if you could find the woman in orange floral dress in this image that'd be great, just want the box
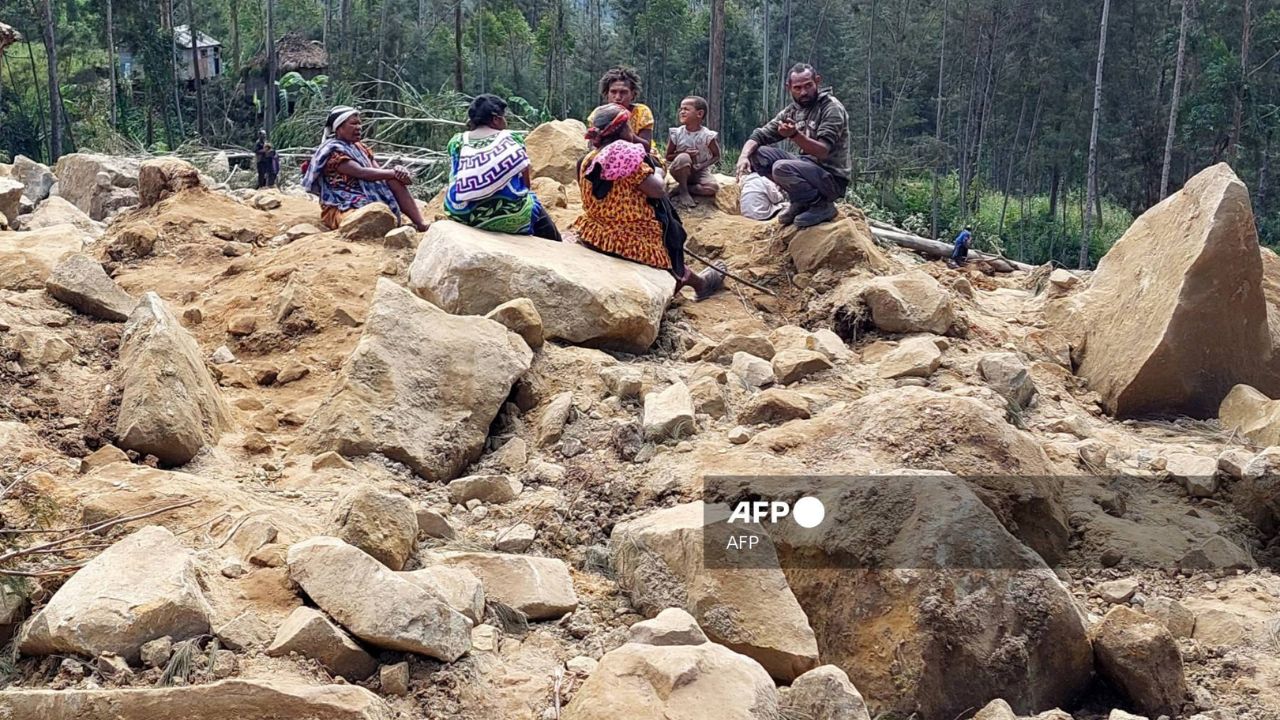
[572,104,727,300]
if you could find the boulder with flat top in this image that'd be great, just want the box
[0,225,88,291]
[611,502,819,681]
[784,213,891,274]
[296,279,532,482]
[0,680,393,720]
[52,153,140,220]
[18,526,211,663]
[409,220,673,353]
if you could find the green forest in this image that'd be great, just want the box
[2,0,1278,268]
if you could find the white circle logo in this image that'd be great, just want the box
[793,496,825,528]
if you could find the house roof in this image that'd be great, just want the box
[247,33,329,72]
[174,25,220,49]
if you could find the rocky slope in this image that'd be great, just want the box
[0,140,1277,720]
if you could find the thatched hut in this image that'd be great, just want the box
[244,33,328,98]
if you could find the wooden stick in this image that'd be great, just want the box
[684,247,778,297]
[0,498,199,567]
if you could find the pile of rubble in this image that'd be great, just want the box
[0,126,1278,720]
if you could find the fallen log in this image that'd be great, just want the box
[866,220,1036,273]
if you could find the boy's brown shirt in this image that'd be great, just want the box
[749,89,851,181]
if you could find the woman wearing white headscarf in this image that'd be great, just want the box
[301,106,430,231]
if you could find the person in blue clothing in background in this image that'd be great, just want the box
[950,225,973,267]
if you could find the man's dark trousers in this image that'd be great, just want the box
[749,146,845,208]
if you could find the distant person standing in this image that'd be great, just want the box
[254,129,272,189]
[734,63,851,228]
[950,226,973,267]
[260,143,280,188]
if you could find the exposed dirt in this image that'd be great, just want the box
[1,183,1278,720]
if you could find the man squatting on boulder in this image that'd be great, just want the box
[735,63,851,229]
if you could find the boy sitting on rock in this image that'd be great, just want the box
[665,96,722,209]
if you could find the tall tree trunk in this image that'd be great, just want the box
[708,0,725,131]
[145,87,155,146]
[454,0,464,92]
[265,0,275,132]
[761,0,769,116]
[341,0,352,60]
[1049,162,1060,217]
[778,0,791,109]
[230,0,241,73]
[167,0,184,136]
[477,0,486,92]
[106,0,117,128]
[957,34,982,223]
[998,94,1028,240]
[931,0,948,240]
[1161,0,1191,199]
[970,23,999,217]
[1229,0,1251,163]
[1258,131,1272,220]
[1081,0,1111,269]
[376,0,389,91]
[185,0,206,137]
[40,0,62,160]
[25,24,49,162]
[865,0,875,166]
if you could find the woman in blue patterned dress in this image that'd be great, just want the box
[444,95,561,241]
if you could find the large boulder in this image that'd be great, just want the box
[1219,384,1280,446]
[52,153,140,220]
[1091,606,1188,717]
[138,156,202,207]
[266,607,379,681]
[0,679,393,720]
[287,537,472,661]
[861,270,961,336]
[12,154,55,202]
[296,279,532,482]
[525,119,589,184]
[18,526,211,663]
[628,608,708,646]
[398,566,485,624]
[611,502,819,681]
[793,387,1069,563]
[338,203,398,241]
[784,213,891,274]
[435,551,578,620]
[15,195,102,237]
[755,472,1093,719]
[328,486,418,571]
[116,293,233,466]
[642,382,697,440]
[408,220,673,353]
[1054,164,1277,417]
[0,225,86,291]
[0,176,22,221]
[45,253,136,321]
[979,352,1038,409]
[876,336,943,379]
[778,665,872,720]
[563,639,779,720]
